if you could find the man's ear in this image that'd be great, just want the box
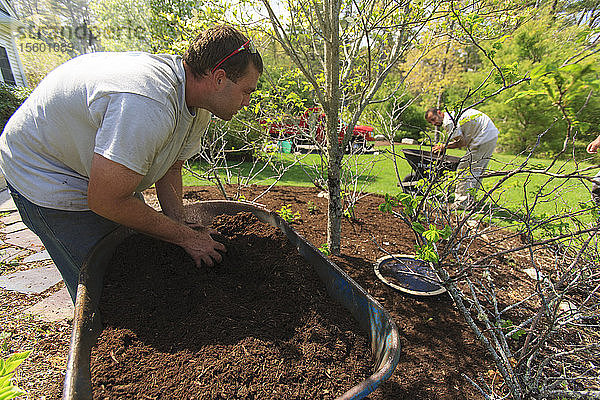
[213,69,227,86]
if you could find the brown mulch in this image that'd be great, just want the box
[2,184,552,400]
[181,186,495,399]
[91,212,372,399]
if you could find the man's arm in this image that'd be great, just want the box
[432,137,466,152]
[587,135,600,154]
[155,160,185,222]
[87,153,225,267]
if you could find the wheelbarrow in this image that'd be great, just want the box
[399,148,462,194]
[62,201,401,400]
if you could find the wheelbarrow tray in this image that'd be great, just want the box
[63,201,401,400]
[402,148,461,177]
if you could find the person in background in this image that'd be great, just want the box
[425,107,499,209]
[0,25,263,303]
[586,134,600,206]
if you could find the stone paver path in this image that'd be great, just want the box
[1,212,23,225]
[0,264,63,294]
[0,247,29,263]
[1,221,27,234]
[4,229,44,250]
[25,289,73,323]
[0,188,73,321]
[23,250,52,263]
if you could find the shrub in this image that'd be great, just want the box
[0,84,31,131]
[391,101,429,141]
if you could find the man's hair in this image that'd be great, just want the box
[425,107,441,119]
[184,25,263,82]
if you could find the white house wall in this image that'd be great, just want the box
[0,0,27,87]
[0,24,26,86]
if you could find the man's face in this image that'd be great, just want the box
[213,65,260,121]
[426,111,444,127]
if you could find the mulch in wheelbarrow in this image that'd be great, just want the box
[90,212,373,399]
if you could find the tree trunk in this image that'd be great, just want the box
[324,0,342,254]
[326,148,343,254]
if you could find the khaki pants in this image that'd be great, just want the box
[592,171,600,206]
[454,138,497,207]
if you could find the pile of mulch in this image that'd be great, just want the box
[180,186,516,399]
[91,212,373,398]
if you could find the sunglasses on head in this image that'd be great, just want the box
[211,39,257,74]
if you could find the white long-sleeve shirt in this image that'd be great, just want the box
[443,108,499,148]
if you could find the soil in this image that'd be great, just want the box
[91,212,373,399]
[3,184,555,400]
[180,186,495,400]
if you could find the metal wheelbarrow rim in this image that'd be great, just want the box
[63,200,401,400]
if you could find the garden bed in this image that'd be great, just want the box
[90,212,373,398]
[6,184,580,399]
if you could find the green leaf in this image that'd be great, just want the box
[2,352,30,375]
[428,250,439,263]
[412,222,426,234]
[511,329,526,340]
[440,225,452,239]
[0,385,26,400]
[417,245,439,263]
[558,63,583,75]
[588,79,600,90]
[397,193,412,206]
[424,229,440,243]
[378,203,391,213]
[530,63,556,80]
[0,375,10,388]
[505,90,547,103]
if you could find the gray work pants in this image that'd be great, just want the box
[454,138,497,207]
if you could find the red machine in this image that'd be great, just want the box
[262,107,375,152]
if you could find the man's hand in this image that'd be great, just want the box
[587,136,600,154]
[88,154,226,268]
[432,143,446,153]
[180,226,226,267]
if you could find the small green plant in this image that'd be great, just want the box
[276,204,301,224]
[340,190,359,220]
[318,243,331,256]
[413,223,452,263]
[306,201,318,214]
[0,350,31,399]
[379,192,421,218]
[499,319,526,340]
[0,83,32,131]
[343,205,355,219]
[0,332,11,352]
[380,192,452,263]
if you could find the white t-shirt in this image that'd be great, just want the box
[442,108,499,148]
[0,52,211,211]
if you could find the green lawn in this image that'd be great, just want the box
[182,144,599,218]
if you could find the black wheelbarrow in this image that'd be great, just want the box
[399,148,462,194]
[62,201,401,400]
